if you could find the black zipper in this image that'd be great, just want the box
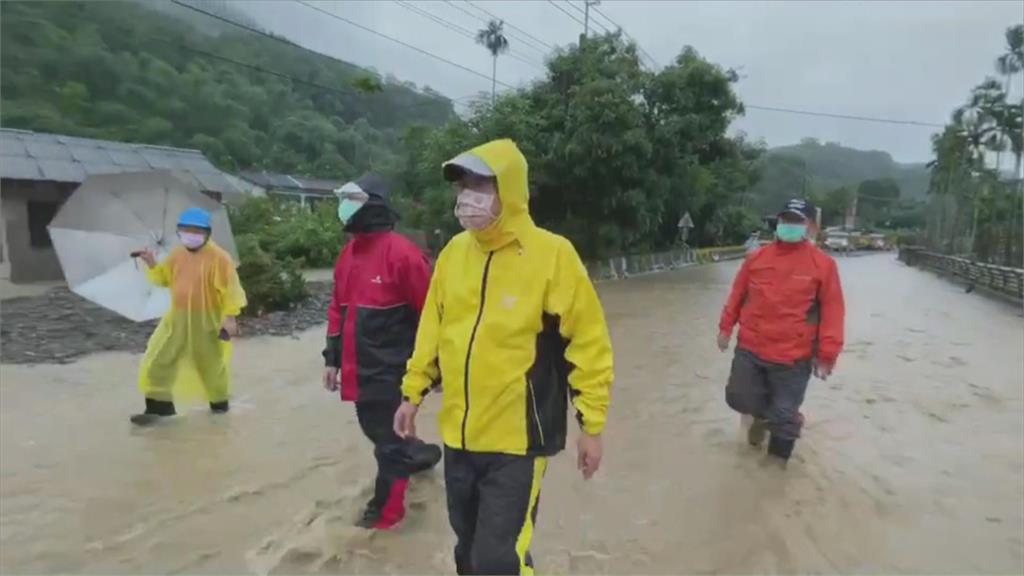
[461,252,494,449]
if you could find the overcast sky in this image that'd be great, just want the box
[236,0,1023,163]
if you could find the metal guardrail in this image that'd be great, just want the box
[587,245,746,280]
[898,247,1023,302]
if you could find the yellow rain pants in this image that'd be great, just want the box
[138,241,247,404]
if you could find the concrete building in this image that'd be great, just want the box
[0,129,253,283]
[238,171,342,209]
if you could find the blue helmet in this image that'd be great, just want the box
[177,207,212,230]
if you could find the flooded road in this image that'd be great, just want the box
[2,254,1022,574]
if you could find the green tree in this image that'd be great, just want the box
[856,178,900,229]
[476,19,509,105]
[996,24,1023,177]
[393,33,755,259]
[0,0,455,180]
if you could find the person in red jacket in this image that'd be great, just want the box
[322,173,442,529]
[717,198,845,464]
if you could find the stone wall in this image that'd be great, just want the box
[899,247,1024,302]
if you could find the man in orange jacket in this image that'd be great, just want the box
[718,198,845,464]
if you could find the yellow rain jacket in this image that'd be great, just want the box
[139,241,247,404]
[401,139,614,456]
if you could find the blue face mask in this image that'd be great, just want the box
[776,223,808,243]
[337,198,366,224]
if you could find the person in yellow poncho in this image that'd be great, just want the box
[131,207,247,426]
[393,139,614,575]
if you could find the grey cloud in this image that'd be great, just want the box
[239,0,1023,163]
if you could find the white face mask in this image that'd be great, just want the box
[179,231,208,250]
[454,189,498,231]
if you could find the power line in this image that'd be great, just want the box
[564,0,611,34]
[466,1,555,52]
[444,1,549,56]
[166,0,448,111]
[294,0,515,89]
[546,0,585,27]
[158,1,949,130]
[589,4,659,69]
[393,0,545,71]
[744,104,945,128]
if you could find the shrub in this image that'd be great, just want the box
[229,197,343,269]
[235,233,309,316]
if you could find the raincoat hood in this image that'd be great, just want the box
[444,139,533,252]
[343,173,398,234]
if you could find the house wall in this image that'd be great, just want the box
[1,179,76,283]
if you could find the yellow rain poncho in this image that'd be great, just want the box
[139,241,247,404]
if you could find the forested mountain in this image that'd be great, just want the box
[0,0,454,178]
[746,139,930,215]
[771,139,930,199]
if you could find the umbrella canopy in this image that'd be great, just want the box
[48,170,239,322]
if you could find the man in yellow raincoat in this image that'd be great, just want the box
[131,207,247,426]
[393,139,614,575]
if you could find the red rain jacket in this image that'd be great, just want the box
[328,231,432,402]
[719,241,845,366]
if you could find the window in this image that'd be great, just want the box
[28,201,60,249]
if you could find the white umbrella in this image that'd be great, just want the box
[48,170,238,322]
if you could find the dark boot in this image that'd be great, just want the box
[354,500,382,529]
[210,400,229,414]
[747,418,768,447]
[130,398,176,426]
[767,434,796,461]
[408,441,442,474]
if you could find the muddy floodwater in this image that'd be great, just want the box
[2,254,1022,574]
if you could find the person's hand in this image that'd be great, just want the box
[577,433,603,480]
[323,367,339,392]
[134,249,157,268]
[221,316,239,337]
[394,401,419,439]
[813,360,834,380]
[716,331,731,352]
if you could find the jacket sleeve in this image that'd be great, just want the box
[548,239,614,436]
[214,256,247,317]
[401,250,445,406]
[402,248,434,313]
[147,260,172,288]
[327,250,346,337]
[324,250,347,368]
[817,258,846,365]
[718,256,752,334]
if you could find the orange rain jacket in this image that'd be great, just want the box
[719,241,845,366]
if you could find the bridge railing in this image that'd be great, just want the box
[899,246,1024,302]
[587,245,746,281]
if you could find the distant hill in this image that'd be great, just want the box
[747,139,930,214]
[0,0,455,179]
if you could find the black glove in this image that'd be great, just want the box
[322,335,341,368]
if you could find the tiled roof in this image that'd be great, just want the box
[238,170,343,196]
[0,129,254,195]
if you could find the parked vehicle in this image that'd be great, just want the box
[824,229,853,253]
[867,233,888,250]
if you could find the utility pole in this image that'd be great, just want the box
[583,0,600,37]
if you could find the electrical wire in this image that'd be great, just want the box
[590,4,659,68]
[744,104,944,128]
[546,0,585,27]
[467,0,555,51]
[443,0,550,55]
[393,0,545,71]
[294,0,515,89]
